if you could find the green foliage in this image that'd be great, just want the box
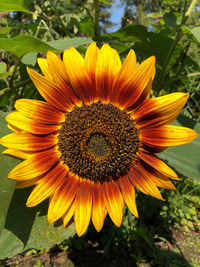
[160,115,200,180]
[0,0,200,264]
[0,112,76,259]
[67,176,200,266]
[0,187,76,259]
[0,0,32,12]
[0,35,59,58]
[0,112,17,235]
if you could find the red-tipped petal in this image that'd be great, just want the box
[48,174,79,223]
[74,179,92,236]
[8,148,59,180]
[15,99,65,125]
[6,112,58,134]
[26,162,68,206]
[118,175,138,217]
[102,180,124,227]
[92,182,107,232]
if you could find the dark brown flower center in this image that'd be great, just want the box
[58,102,140,182]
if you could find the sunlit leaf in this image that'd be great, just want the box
[0,35,93,59]
[160,115,200,181]
[99,0,112,5]
[48,37,92,51]
[21,52,38,66]
[191,27,200,44]
[0,0,32,12]
[0,35,60,58]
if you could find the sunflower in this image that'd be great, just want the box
[0,42,197,236]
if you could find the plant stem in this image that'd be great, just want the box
[158,0,197,87]
[8,56,22,98]
[84,6,94,23]
[49,0,72,37]
[185,0,198,17]
[94,0,100,40]
[158,28,183,86]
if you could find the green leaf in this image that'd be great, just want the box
[48,37,93,51]
[0,62,7,73]
[160,115,200,181]
[0,36,92,59]
[0,0,32,12]
[191,27,200,44]
[181,25,200,46]
[0,113,76,259]
[21,52,38,66]
[0,27,12,35]
[0,62,9,78]
[163,13,178,28]
[99,0,112,5]
[0,112,20,235]
[99,24,148,42]
[79,18,94,37]
[0,189,76,259]
[0,35,60,58]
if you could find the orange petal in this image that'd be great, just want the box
[132,92,189,128]
[85,42,99,89]
[138,150,178,179]
[112,49,137,103]
[118,175,138,217]
[102,180,124,227]
[16,176,41,189]
[63,47,96,104]
[95,44,121,102]
[135,160,176,191]
[63,201,75,227]
[48,174,79,223]
[26,162,68,206]
[92,182,107,232]
[37,58,53,80]
[8,148,59,180]
[6,112,58,134]
[2,149,32,159]
[115,56,155,109]
[129,164,164,200]
[7,123,22,133]
[74,178,92,236]
[0,132,57,151]
[15,99,65,125]
[140,125,198,147]
[27,67,73,111]
[46,51,81,106]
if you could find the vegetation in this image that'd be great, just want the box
[0,0,199,266]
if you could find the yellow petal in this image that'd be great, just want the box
[74,179,92,236]
[8,148,59,180]
[92,182,107,232]
[118,175,138,217]
[26,162,67,206]
[95,44,121,102]
[37,58,53,80]
[133,92,189,128]
[48,174,79,223]
[102,180,124,227]
[63,47,95,103]
[140,125,198,147]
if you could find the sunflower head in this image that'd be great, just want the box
[0,42,197,236]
